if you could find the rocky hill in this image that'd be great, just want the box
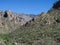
[0,10,33,34]
[0,0,60,45]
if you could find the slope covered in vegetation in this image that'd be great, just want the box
[0,0,60,45]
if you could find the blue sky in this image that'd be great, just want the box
[0,0,58,14]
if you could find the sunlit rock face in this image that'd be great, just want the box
[0,10,33,34]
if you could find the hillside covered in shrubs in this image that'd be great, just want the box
[0,0,60,45]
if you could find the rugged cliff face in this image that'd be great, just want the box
[0,10,33,34]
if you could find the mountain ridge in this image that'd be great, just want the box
[0,10,34,34]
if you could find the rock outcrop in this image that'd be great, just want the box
[53,0,60,9]
[0,10,33,34]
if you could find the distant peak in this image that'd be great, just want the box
[0,10,3,13]
[40,12,46,15]
[5,10,12,15]
[40,12,46,16]
[5,9,12,12]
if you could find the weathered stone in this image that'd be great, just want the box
[0,10,33,34]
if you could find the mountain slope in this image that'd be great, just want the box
[0,0,60,45]
[0,10,33,34]
[5,0,60,45]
